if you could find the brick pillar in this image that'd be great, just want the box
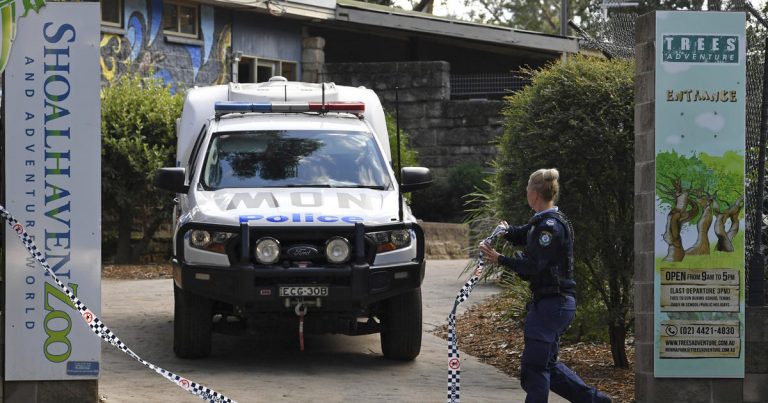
[633,11,658,402]
[301,36,325,83]
[635,11,745,402]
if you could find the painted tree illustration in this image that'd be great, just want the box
[701,151,745,253]
[656,151,744,262]
[656,152,709,262]
[685,192,715,255]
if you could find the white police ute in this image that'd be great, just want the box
[154,77,432,360]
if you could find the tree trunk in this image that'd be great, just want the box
[663,191,697,262]
[685,198,713,255]
[115,209,133,264]
[609,323,629,368]
[663,210,685,262]
[132,215,164,261]
[714,198,743,252]
[714,214,733,252]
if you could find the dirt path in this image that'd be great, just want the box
[98,260,566,402]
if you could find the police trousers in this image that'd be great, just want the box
[521,295,608,403]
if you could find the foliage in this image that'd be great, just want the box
[101,73,184,263]
[656,150,744,217]
[385,112,419,170]
[461,0,602,35]
[411,162,491,223]
[494,55,635,367]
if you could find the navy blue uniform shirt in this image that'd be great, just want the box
[498,208,576,295]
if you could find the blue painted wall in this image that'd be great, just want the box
[101,1,233,93]
[232,13,302,64]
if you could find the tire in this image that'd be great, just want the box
[380,288,422,360]
[173,284,213,358]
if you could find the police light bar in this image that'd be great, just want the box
[215,101,365,115]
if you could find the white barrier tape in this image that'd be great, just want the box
[446,223,507,403]
[0,205,237,403]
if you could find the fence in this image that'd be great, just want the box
[576,1,768,306]
[449,73,528,99]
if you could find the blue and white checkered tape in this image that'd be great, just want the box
[0,205,237,403]
[446,223,507,403]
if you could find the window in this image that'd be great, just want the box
[163,1,199,38]
[101,0,122,27]
[235,57,299,83]
[256,60,278,83]
[281,62,297,81]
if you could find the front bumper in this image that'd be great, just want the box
[173,260,424,311]
[173,221,426,312]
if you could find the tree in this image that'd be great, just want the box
[101,74,184,263]
[495,56,634,368]
[656,151,745,261]
[462,0,600,35]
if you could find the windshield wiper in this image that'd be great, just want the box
[335,185,388,190]
[276,184,334,188]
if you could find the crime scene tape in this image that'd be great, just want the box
[0,205,237,403]
[446,222,508,403]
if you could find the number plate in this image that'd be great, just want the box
[279,286,329,297]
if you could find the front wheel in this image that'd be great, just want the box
[173,284,213,358]
[380,288,422,360]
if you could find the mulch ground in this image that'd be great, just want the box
[102,264,173,279]
[103,264,634,402]
[433,293,635,403]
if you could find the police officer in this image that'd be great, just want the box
[480,168,611,403]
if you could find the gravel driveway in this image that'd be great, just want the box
[98,259,565,402]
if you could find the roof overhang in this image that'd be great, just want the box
[210,0,336,20]
[335,0,579,55]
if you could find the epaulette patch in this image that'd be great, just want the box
[539,231,552,246]
[545,218,556,226]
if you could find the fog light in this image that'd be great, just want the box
[325,237,351,263]
[254,237,280,264]
[190,230,212,248]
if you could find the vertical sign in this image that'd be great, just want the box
[655,11,745,378]
[4,2,101,380]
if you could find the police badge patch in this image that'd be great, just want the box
[539,231,552,246]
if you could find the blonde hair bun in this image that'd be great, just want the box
[529,168,560,202]
[542,168,559,182]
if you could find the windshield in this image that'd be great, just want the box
[201,130,392,189]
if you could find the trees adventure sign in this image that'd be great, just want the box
[654,11,745,378]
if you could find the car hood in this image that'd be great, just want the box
[184,187,408,227]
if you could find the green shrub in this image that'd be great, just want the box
[411,162,491,222]
[385,112,419,169]
[101,73,184,263]
[483,55,634,366]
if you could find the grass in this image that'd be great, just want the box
[655,232,745,270]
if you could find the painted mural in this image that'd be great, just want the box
[100,0,231,93]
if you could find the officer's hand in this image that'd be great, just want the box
[479,242,500,264]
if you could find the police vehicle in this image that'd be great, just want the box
[154,77,432,360]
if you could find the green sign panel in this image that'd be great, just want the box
[654,11,745,378]
[662,34,739,64]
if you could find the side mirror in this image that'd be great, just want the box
[154,167,189,194]
[400,167,432,193]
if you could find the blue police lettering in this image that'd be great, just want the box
[240,213,363,224]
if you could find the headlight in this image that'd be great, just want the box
[254,237,281,264]
[325,237,351,264]
[189,230,234,254]
[366,229,412,253]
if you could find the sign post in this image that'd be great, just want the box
[654,11,746,378]
[4,1,101,384]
